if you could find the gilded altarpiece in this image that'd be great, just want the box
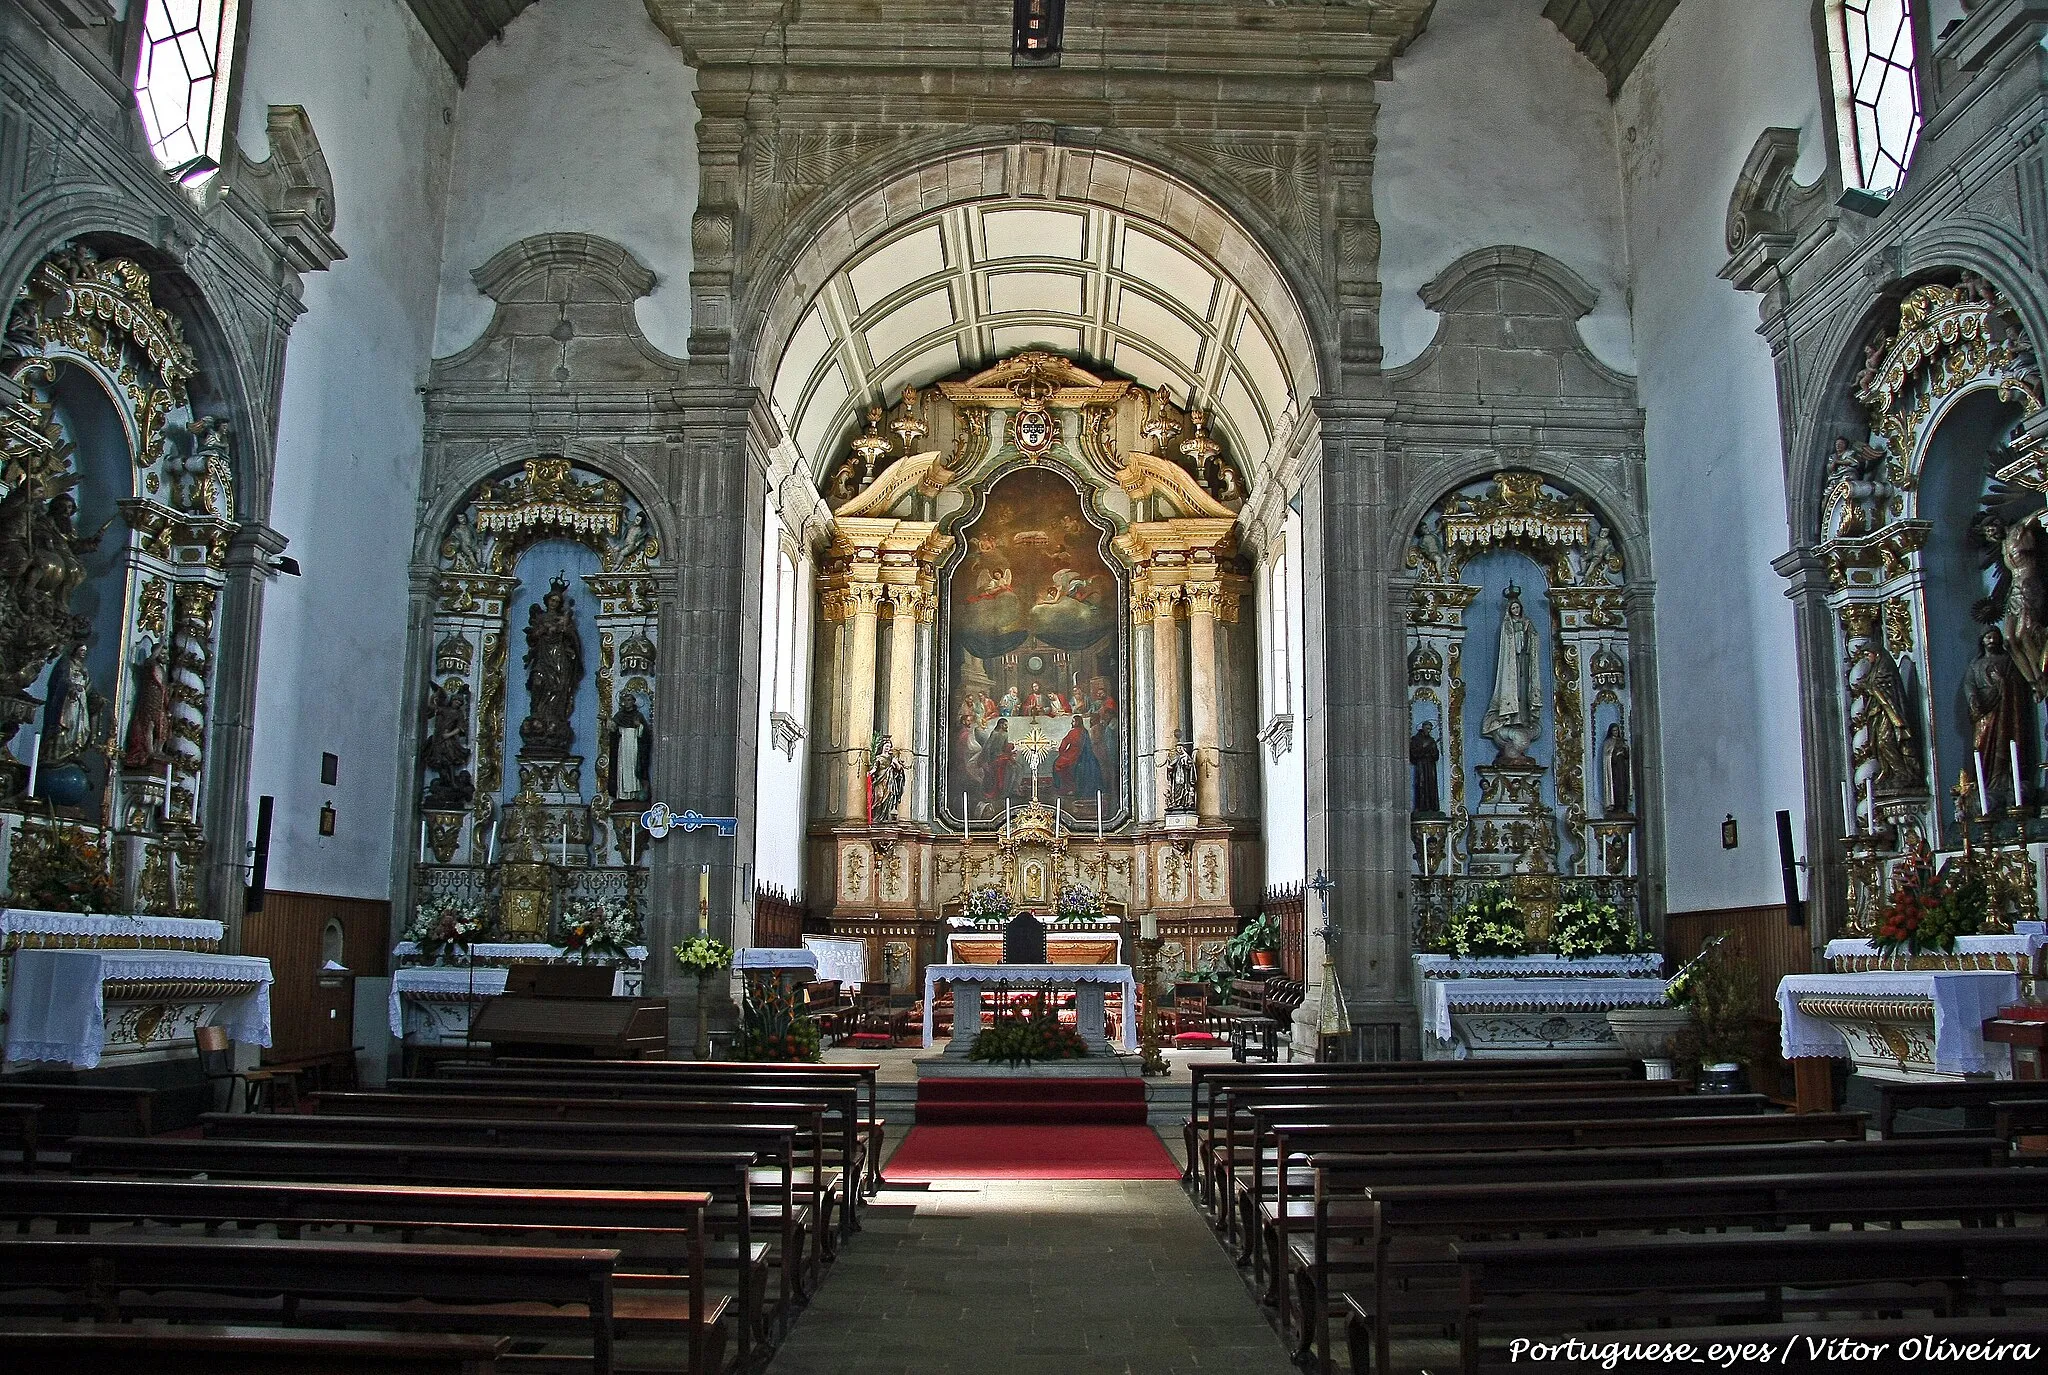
[808,354,1259,990]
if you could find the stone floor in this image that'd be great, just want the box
[764,1137,1296,1375]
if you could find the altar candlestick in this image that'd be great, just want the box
[1864,779,1876,831]
[560,822,568,867]
[628,821,636,867]
[2013,740,2025,808]
[1976,752,1991,816]
[698,864,710,933]
[486,823,498,866]
[1140,912,1157,941]
[1096,791,1103,842]
[420,817,429,863]
[25,734,38,797]
[1055,798,1061,840]
[162,760,171,815]
[1842,781,1855,834]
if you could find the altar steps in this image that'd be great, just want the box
[913,1076,1149,1126]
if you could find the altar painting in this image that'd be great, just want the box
[946,468,1122,824]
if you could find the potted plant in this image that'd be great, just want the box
[969,988,1087,1067]
[8,822,118,915]
[404,895,486,965]
[1551,896,1649,959]
[1667,932,1764,1091]
[554,899,641,965]
[674,934,735,1059]
[1872,835,1987,955]
[1227,913,1283,970]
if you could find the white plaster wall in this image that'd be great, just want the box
[236,0,456,899]
[1615,0,1829,913]
[1375,0,1634,372]
[1261,506,1308,886]
[432,0,698,358]
[753,502,812,893]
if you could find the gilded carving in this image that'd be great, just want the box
[475,631,506,797]
[1883,596,1916,657]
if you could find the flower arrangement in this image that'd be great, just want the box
[737,973,823,1062]
[1052,882,1105,924]
[963,884,1014,928]
[674,934,735,979]
[1446,883,1528,958]
[404,894,486,964]
[7,823,118,914]
[555,899,641,964]
[1872,835,1988,955]
[969,989,1088,1066]
[1551,897,1650,959]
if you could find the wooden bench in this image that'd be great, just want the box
[0,1322,512,1374]
[1218,977,1305,1062]
[1317,1166,2048,1375]
[1864,1077,2048,1138]
[0,1175,725,1373]
[1443,1228,2048,1375]
[0,1101,39,1172]
[0,1081,161,1136]
[0,1235,663,1373]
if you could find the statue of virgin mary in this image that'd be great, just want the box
[1482,584,1542,761]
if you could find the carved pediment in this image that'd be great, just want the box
[236,106,346,274]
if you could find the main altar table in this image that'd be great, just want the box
[921,963,1138,1054]
[1412,953,1666,1060]
[4,948,272,1070]
[389,955,645,1044]
[1823,934,2046,976]
[1778,970,2019,1079]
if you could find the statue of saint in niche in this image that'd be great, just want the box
[1965,625,2030,810]
[43,640,100,765]
[868,734,906,823]
[1600,721,1633,816]
[421,680,474,808]
[1981,515,2048,699]
[1482,584,1542,762]
[518,575,584,758]
[1164,735,1198,814]
[122,641,171,768]
[1409,721,1441,816]
[609,694,650,801]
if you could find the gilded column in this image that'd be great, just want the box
[1150,585,1183,811]
[1186,579,1223,818]
[843,582,887,817]
[885,586,924,784]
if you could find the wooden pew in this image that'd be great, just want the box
[0,1235,659,1374]
[204,1110,815,1319]
[1864,1077,2048,1138]
[0,1081,160,1136]
[0,1176,724,1373]
[0,1322,512,1375]
[1318,1166,2048,1375]
[64,1136,755,1369]
[1444,1229,2048,1375]
[0,1101,39,1172]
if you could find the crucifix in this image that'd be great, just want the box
[1016,724,1051,803]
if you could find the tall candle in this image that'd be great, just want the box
[628,821,636,867]
[698,863,710,933]
[1096,791,1103,843]
[420,817,429,863]
[962,793,969,846]
[1055,798,1061,840]
[486,822,498,866]
[25,733,38,797]
[1842,781,1855,834]
[2013,740,2025,809]
[560,821,568,867]
[1140,912,1157,941]
[1975,752,1990,815]
[1864,778,1876,831]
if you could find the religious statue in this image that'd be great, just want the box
[609,693,650,801]
[442,505,488,572]
[1824,436,1896,537]
[867,734,906,823]
[180,416,231,513]
[1845,611,1925,792]
[43,640,99,765]
[518,576,584,758]
[121,641,172,768]
[1409,517,1449,580]
[609,505,651,571]
[1964,625,2030,810]
[1165,735,1198,814]
[0,481,101,715]
[1482,584,1542,761]
[1599,721,1633,816]
[420,679,474,808]
[1575,519,1619,585]
[1982,515,2048,698]
[1408,721,1441,815]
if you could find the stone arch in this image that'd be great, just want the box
[1389,453,1649,582]
[414,437,678,576]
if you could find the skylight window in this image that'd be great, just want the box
[1834,0,1923,196]
[134,0,241,186]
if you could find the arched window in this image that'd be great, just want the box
[1828,0,1924,196]
[134,0,241,186]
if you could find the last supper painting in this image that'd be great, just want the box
[946,467,1124,826]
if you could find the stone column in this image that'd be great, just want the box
[1187,580,1223,819]
[842,582,886,817]
[1150,586,1182,811]
[885,587,923,786]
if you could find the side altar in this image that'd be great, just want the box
[1412,952,1666,1060]
[389,941,648,1049]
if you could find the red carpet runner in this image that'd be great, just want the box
[884,1077,1179,1181]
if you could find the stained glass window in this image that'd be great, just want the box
[1837,0,1922,195]
[134,0,240,184]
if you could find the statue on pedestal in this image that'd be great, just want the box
[518,575,583,758]
[1599,722,1633,816]
[1965,625,2029,809]
[867,733,905,823]
[609,694,650,801]
[1164,735,1198,814]
[1482,584,1542,762]
[421,680,474,808]
[1409,721,1442,815]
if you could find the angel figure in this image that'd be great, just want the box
[1824,436,1895,537]
[1410,516,1449,580]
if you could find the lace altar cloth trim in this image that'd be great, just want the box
[2,909,224,948]
[1777,971,2019,1073]
[4,949,272,1067]
[922,963,1138,1051]
[392,941,647,966]
[1823,934,2045,973]
[1413,954,1664,980]
[389,964,635,1034]
[1418,975,1669,1042]
[735,948,820,971]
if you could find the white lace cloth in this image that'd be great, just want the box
[1417,975,1669,1042]
[921,962,1137,1050]
[4,949,271,1067]
[1777,971,2019,1073]
[388,964,648,1034]
[803,936,868,987]
[1823,934,2046,970]
[736,948,821,972]
[2,908,224,945]
[392,941,647,965]
[1413,954,1663,980]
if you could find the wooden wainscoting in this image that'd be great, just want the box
[1665,904,1815,1105]
[240,891,391,1064]
[754,884,805,949]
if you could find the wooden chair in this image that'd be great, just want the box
[195,1025,291,1114]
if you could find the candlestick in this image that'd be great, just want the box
[698,863,710,934]
[2012,740,2025,809]
[1976,752,1990,816]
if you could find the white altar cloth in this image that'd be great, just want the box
[2,909,224,948]
[736,948,820,972]
[1777,971,2020,1074]
[389,965,508,1036]
[921,963,1137,1052]
[1412,954,1664,980]
[5,949,271,1067]
[803,936,867,987]
[393,941,648,965]
[1417,975,1670,1043]
[1823,934,2045,972]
